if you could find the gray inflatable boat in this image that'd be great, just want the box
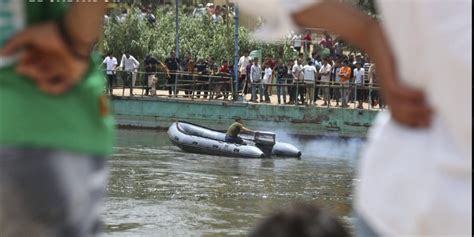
[168,121,302,158]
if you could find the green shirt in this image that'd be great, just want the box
[0,1,114,156]
[226,122,243,137]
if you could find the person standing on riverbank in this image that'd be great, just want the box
[319,57,332,106]
[250,58,263,102]
[0,1,114,236]
[331,59,342,106]
[353,62,365,109]
[144,54,169,96]
[262,63,273,103]
[302,59,317,106]
[236,0,471,236]
[286,59,296,104]
[238,50,251,94]
[103,52,118,95]
[165,50,181,97]
[274,59,288,104]
[181,51,194,97]
[119,52,140,96]
[338,60,351,108]
[292,58,305,104]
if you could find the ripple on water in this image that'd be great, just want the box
[102,129,362,236]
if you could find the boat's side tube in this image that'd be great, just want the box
[272,142,302,158]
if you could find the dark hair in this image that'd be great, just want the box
[234,116,242,122]
[249,202,349,237]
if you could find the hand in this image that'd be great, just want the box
[0,22,88,95]
[382,80,432,128]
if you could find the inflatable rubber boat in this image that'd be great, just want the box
[168,121,302,158]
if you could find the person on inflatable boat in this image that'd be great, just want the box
[225,117,255,145]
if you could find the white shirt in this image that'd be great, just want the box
[319,63,332,82]
[103,14,109,25]
[302,65,317,82]
[353,68,364,85]
[103,56,117,75]
[355,1,472,236]
[292,64,304,81]
[250,64,261,82]
[292,34,302,47]
[211,14,223,23]
[119,54,140,72]
[263,68,272,84]
[238,56,250,74]
[116,13,127,23]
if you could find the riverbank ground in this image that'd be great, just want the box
[111,88,385,111]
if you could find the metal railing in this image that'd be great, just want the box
[104,69,237,101]
[102,70,385,110]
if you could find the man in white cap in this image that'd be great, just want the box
[235,0,471,236]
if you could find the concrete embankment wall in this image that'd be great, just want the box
[111,97,378,137]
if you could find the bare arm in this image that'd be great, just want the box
[241,126,254,133]
[1,2,107,94]
[158,62,170,77]
[292,1,431,127]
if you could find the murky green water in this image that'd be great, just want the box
[101,129,364,237]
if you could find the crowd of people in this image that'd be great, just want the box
[102,47,383,109]
[102,50,236,99]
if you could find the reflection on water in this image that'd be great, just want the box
[101,129,363,236]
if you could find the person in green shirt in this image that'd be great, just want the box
[225,117,255,145]
[0,1,113,236]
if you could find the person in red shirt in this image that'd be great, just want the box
[319,32,334,54]
[264,54,276,69]
[214,60,229,99]
[303,30,312,53]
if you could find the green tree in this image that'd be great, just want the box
[102,7,297,66]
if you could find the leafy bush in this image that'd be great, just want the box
[101,7,297,66]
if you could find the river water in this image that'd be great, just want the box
[101,129,364,237]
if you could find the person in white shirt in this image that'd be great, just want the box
[291,34,302,53]
[291,58,305,104]
[238,50,251,93]
[119,53,140,96]
[116,8,127,23]
[332,59,342,107]
[250,59,263,102]
[368,63,383,108]
[102,52,117,95]
[262,64,273,103]
[319,58,332,106]
[286,59,296,104]
[302,59,317,105]
[192,4,206,18]
[211,6,223,24]
[353,62,365,109]
[103,14,109,26]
